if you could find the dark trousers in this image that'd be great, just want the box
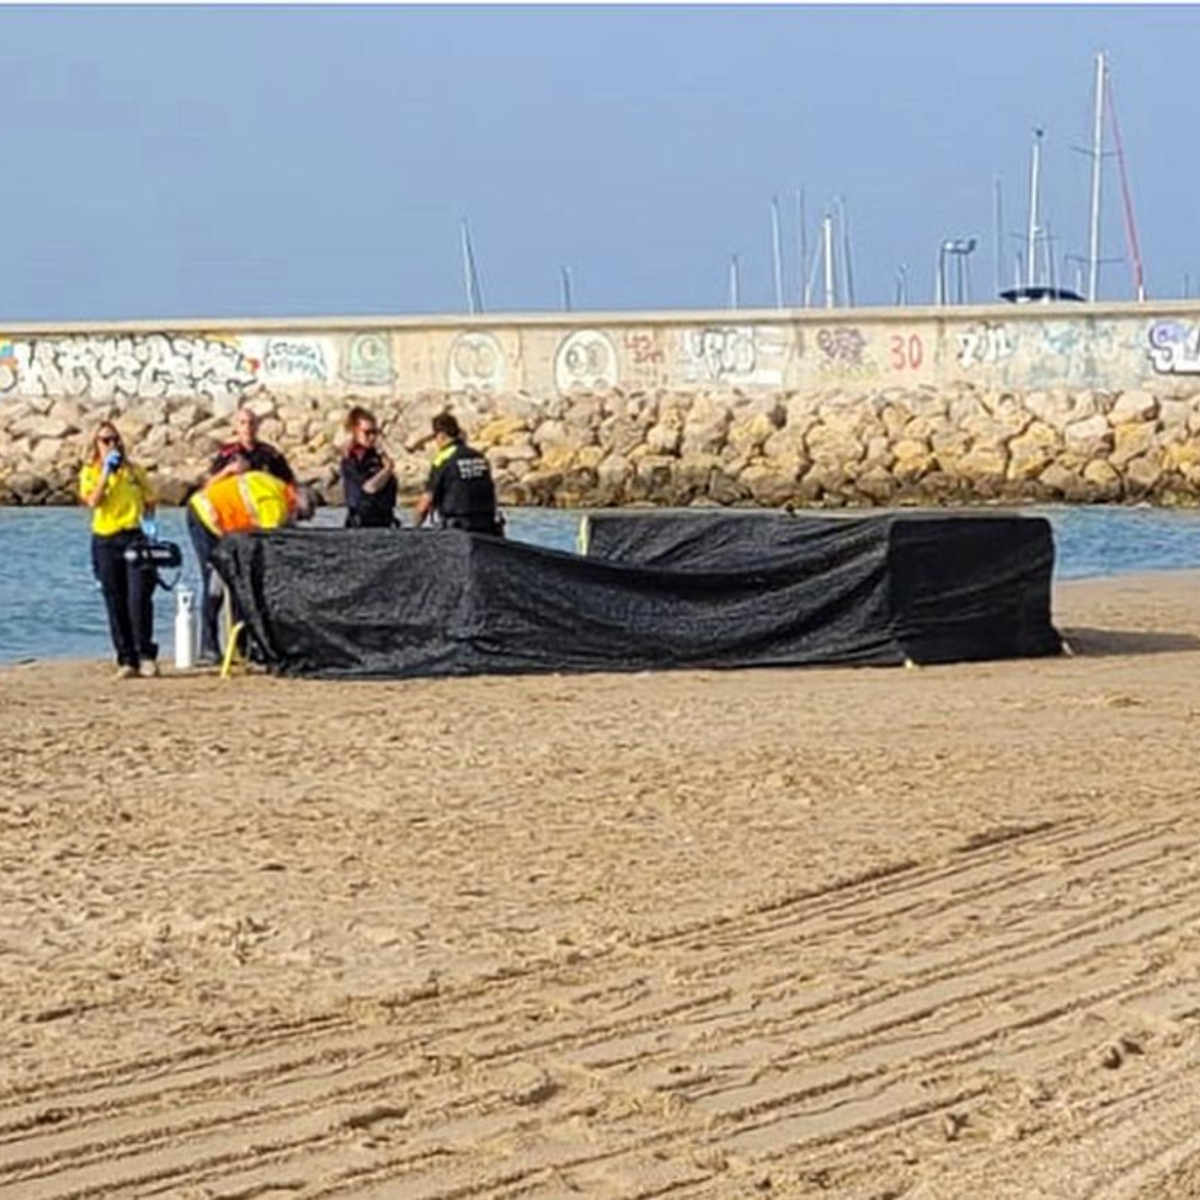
[442,514,505,536]
[92,531,157,668]
[186,508,227,660]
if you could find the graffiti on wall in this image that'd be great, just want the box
[261,337,333,383]
[621,330,667,386]
[815,326,877,378]
[1148,320,1200,374]
[1032,319,1129,385]
[341,332,395,386]
[448,331,508,392]
[238,335,335,384]
[0,334,259,402]
[555,329,620,394]
[681,326,788,386]
[956,323,1014,368]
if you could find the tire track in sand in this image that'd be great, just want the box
[3,817,1200,1197]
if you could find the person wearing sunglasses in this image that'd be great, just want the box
[78,422,160,679]
[340,405,398,528]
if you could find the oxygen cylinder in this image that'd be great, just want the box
[174,587,197,670]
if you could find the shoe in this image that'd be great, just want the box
[138,660,160,678]
[114,665,137,680]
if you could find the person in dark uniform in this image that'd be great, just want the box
[340,405,399,528]
[206,405,295,487]
[413,412,504,536]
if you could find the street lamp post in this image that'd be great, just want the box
[938,237,978,304]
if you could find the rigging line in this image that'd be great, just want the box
[1104,69,1145,301]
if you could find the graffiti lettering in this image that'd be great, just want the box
[623,331,664,365]
[683,327,758,381]
[1148,321,1200,374]
[0,334,258,403]
[262,337,331,383]
[817,327,865,367]
[957,324,1013,368]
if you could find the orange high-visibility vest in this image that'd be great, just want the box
[190,471,295,536]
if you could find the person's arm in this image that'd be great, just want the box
[81,453,123,509]
[362,451,394,495]
[266,445,296,485]
[341,454,366,514]
[413,460,444,528]
[205,448,244,484]
[137,465,158,519]
[81,462,109,509]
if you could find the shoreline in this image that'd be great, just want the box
[2,568,1200,1195]
[4,564,1200,667]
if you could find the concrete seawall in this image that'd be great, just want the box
[3,299,1200,507]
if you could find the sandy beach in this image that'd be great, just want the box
[3,570,1200,1198]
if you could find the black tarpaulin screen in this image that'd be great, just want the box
[580,509,1062,668]
[211,513,1061,680]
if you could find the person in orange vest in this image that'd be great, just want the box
[186,470,314,662]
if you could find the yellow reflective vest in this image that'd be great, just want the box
[189,471,296,536]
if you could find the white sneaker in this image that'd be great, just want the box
[114,665,137,680]
[138,660,160,678]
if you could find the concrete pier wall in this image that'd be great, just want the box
[3,299,1200,506]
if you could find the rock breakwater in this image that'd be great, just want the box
[3,381,1200,509]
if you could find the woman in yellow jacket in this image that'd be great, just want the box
[79,421,160,679]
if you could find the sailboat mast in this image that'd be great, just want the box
[796,189,809,307]
[1026,128,1043,288]
[1086,51,1107,302]
[460,219,477,315]
[770,197,784,309]
[460,219,484,314]
[837,195,856,307]
[1105,66,1146,301]
[822,213,836,308]
[993,177,1003,299]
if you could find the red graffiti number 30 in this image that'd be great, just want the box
[889,333,923,371]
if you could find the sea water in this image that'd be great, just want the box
[2,505,1200,666]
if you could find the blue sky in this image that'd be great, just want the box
[0,4,1195,321]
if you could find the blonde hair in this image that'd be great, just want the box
[89,421,125,468]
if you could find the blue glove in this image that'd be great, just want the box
[103,449,122,473]
[141,517,159,541]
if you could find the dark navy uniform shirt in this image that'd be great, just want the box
[426,440,501,534]
[210,440,295,485]
[341,444,398,528]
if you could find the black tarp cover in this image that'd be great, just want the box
[211,512,1061,680]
